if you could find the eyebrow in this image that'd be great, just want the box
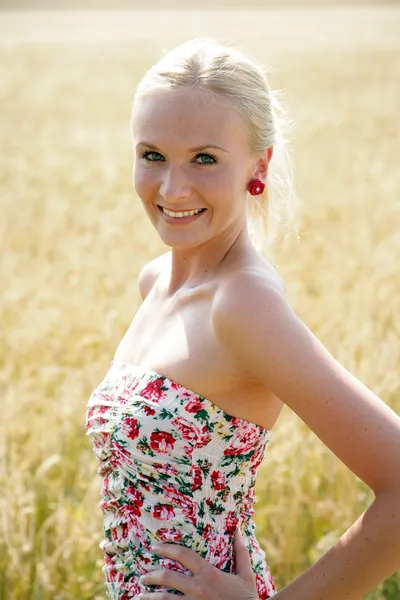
[136,142,229,153]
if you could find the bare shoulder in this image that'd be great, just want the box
[213,261,287,327]
[213,263,400,494]
[212,261,289,377]
[137,251,171,300]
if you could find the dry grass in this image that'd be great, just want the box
[1,0,398,9]
[1,8,399,600]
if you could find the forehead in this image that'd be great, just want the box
[132,87,249,150]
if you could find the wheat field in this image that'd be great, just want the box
[1,7,399,600]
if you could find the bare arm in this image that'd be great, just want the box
[213,273,400,600]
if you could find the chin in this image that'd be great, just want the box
[156,229,207,250]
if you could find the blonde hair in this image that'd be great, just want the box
[132,37,300,257]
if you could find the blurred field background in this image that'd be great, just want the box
[1,4,400,600]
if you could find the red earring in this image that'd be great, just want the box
[247,179,265,196]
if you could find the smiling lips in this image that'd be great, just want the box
[159,206,206,219]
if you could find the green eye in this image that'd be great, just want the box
[142,151,164,161]
[196,153,217,165]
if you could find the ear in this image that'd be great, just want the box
[253,146,273,181]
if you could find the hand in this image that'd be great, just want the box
[138,527,259,599]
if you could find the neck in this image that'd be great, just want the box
[165,225,252,297]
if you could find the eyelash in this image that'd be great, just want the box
[140,151,218,165]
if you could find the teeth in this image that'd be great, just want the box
[162,207,204,218]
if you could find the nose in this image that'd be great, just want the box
[159,166,191,203]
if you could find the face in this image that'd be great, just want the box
[131,87,267,250]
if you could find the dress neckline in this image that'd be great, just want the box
[111,359,271,437]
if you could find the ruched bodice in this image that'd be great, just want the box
[85,359,277,599]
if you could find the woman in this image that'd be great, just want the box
[86,38,400,600]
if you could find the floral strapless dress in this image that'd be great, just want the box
[85,359,277,599]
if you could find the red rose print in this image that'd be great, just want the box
[185,397,203,413]
[195,432,213,449]
[161,487,195,523]
[121,585,142,600]
[100,498,119,513]
[150,431,176,453]
[192,465,203,492]
[119,506,146,539]
[153,504,177,520]
[172,416,199,441]
[205,498,214,509]
[113,440,131,461]
[256,572,277,599]
[251,446,266,472]
[108,567,119,583]
[143,556,151,565]
[125,486,144,507]
[120,502,142,518]
[111,528,119,542]
[111,522,130,541]
[117,385,135,404]
[159,556,191,576]
[210,470,226,491]
[121,416,140,440]
[104,554,114,566]
[225,510,239,535]
[98,463,112,477]
[242,489,256,519]
[202,523,213,541]
[268,570,277,591]
[139,480,151,492]
[156,528,183,543]
[224,426,259,456]
[141,377,165,402]
[207,534,230,569]
[102,476,110,496]
[154,463,178,476]
[186,508,197,526]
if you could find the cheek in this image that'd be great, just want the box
[198,168,233,194]
[198,166,232,192]
[133,166,157,196]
